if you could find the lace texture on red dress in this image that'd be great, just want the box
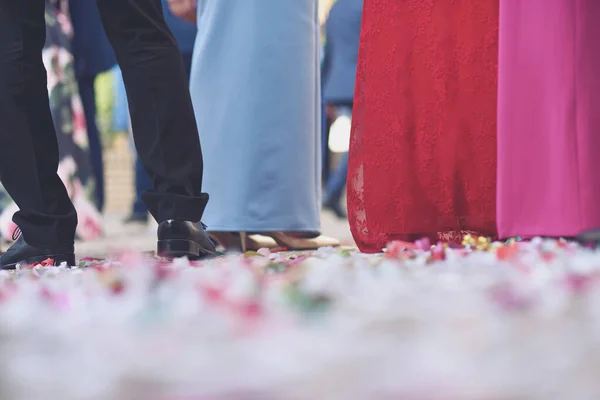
[347,0,499,253]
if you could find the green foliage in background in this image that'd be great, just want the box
[94,71,118,147]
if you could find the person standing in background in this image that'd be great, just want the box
[161,0,197,73]
[124,0,198,225]
[0,0,105,244]
[172,0,339,251]
[319,0,334,186]
[321,43,330,186]
[321,0,363,220]
[69,0,116,213]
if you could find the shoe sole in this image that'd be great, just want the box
[157,239,216,260]
[0,253,76,270]
[577,231,600,245]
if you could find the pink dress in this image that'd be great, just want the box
[497,0,600,238]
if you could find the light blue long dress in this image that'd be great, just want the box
[189,0,321,232]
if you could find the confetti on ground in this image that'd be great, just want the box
[1,238,600,399]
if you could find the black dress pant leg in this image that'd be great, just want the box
[0,0,77,247]
[77,75,105,212]
[95,0,208,223]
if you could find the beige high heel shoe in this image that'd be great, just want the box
[267,232,340,251]
[208,232,278,253]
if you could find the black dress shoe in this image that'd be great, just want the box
[157,220,217,260]
[577,229,600,245]
[0,235,75,270]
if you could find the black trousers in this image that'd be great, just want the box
[0,0,206,247]
[78,75,105,213]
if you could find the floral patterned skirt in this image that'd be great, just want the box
[0,2,102,241]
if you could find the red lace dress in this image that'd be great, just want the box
[348,0,499,253]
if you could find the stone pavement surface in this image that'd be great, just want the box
[75,210,355,258]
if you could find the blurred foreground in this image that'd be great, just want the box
[0,239,598,399]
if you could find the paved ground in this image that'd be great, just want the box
[75,210,355,258]
[88,137,355,258]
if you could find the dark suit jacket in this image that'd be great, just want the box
[68,0,116,79]
[321,0,363,105]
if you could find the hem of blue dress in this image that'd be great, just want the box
[204,226,321,232]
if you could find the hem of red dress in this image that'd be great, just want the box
[353,230,498,254]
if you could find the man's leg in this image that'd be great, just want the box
[181,52,194,79]
[127,50,194,224]
[323,152,348,219]
[325,152,348,203]
[96,0,215,258]
[130,156,152,221]
[323,105,351,219]
[0,0,77,267]
[77,75,105,212]
[321,98,331,184]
